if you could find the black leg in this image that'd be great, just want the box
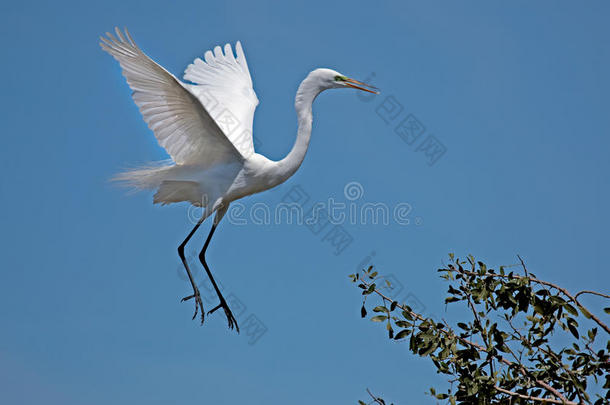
[177,215,206,324]
[198,223,240,332]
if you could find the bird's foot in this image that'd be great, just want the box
[208,298,240,333]
[181,288,205,325]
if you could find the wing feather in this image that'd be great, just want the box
[100,27,244,166]
[184,40,259,157]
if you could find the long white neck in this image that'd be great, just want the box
[273,73,324,183]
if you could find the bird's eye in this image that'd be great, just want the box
[334,75,346,81]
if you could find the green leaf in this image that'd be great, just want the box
[567,317,579,339]
[360,305,367,318]
[371,315,388,322]
[565,303,578,316]
[532,338,547,347]
[373,306,389,313]
[604,307,610,314]
[447,285,461,295]
[421,340,438,356]
[394,329,409,340]
[550,296,567,306]
[578,304,592,319]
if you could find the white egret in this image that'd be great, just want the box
[101,27,378,332]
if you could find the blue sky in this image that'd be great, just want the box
[1,1,609,403]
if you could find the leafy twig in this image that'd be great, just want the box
[361,279,573,404]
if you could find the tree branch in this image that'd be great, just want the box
[495,385,580,404]
[366,388,385,405]
[574,290,610,300]
[456,269,610,335]
[363,280,573,404]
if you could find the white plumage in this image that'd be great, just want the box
[184,42,259,157]
[101,27,378,331]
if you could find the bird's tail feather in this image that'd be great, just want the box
[112,161,208,207]
[153,180,204,206]
[111,160,174,190]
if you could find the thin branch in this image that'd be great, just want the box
[518,255,529,277]
[495,385,580,404]
[461,274,495,378]
[539,346,587,405]
[574,290,610,300]
[366,388,385,405]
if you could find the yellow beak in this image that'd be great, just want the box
[344,78,379,94]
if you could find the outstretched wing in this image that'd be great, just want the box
[183,41,259,157]
[100,27,244,166]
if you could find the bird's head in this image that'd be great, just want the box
[310,68,379,94]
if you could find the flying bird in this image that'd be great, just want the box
[100,27,378,332]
